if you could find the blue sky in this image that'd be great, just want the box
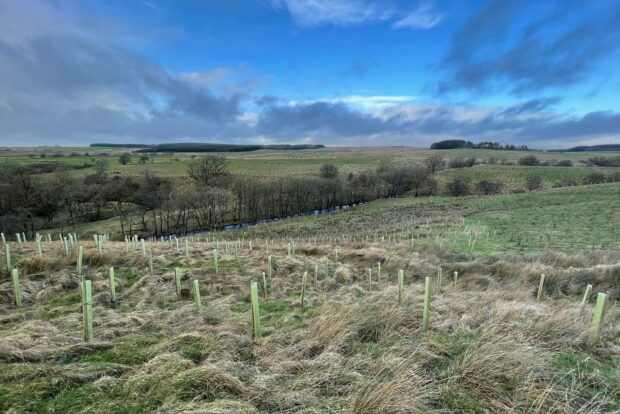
[0,0,619,148]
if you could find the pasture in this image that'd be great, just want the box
[0,146,619,413]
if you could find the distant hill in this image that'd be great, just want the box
[90,143,325,152]
[90,143,150,148]
[551,144,620,152]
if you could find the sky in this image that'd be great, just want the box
[0,0,619,148]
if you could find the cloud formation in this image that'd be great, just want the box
[0,0,618,148]
[266,0,442,29]
[436,0,620,94]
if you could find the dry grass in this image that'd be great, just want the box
[0,238,618,413]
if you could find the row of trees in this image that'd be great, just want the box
[0,157,438,238]
[4,152,617,238]
[430,139,528,150]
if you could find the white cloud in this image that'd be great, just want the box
[266,0,441,30]
[288,95,417,111]
[393,3,442,29]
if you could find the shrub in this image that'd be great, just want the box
[525,175,543,191]
[583,173,607,185]
[476,180,503,195]
[446,178,471,196]
[119,152,132,165]
[556,160,573,167]
[448,157,476,169]
[518,155,539,166]
[319,163,339,179]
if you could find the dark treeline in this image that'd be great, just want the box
[0,157,436,238]
[431,139,528,151]
[4,152,619,239]
[134,143,324,153]
[552,144,620,152]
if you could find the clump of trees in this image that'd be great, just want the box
[431,139,528,151]
[585,156,620,167]
[119,153,132,165]
[7,150,619,239]
[187,155,229,185]
[518,155,540,166]
[319,163,339,179]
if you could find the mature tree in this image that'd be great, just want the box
[319,163,339,179]
[119,152,132,165]
[446,178,471,197]
[187,155,228,185]
[105,175,140,236]
[525,175,543,191]
[476,180,503,195]
[424,155,445,174]
[518,155,539,166]
[409,166,437,196]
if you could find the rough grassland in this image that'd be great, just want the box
[0,190,619,412]
[3,146,620,179]
[229,182,620,255]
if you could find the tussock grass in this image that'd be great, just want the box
[0,239,618,412]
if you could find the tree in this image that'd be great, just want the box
[424,155,445,174]
[94,159,109,176]
[518,155,539,166]
[525,175,543,191]
[187,155,228,185]
[476,180,503,195]
[409,166,437,196]
[319,163,339,179]
[139,155,150,164]
[119,152,132,165]
[446,178,471,197]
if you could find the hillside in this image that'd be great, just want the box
[0,182,618,412]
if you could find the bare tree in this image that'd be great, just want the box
[187,155,228,185]
[424,155,445,174]
[119,152,132,165]
[319,163,339,179]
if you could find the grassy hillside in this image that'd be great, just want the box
[3,146,620,179]
[436,164,613,190]
[225,182,620,255]
[0,232,618,412]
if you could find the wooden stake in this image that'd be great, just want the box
[175,267,182,298]
[77,245,83,280]
[81,280,93,341]
[300,271,307,308]
[193,279,202,313]
[537,274,545,300]
[590,292,607,343]
[580,284,592,311]
[213,249,219,274]
[5,244,10,271]
[109,267,116,303]
[12,268,22,307]
[398,269,404,305]
[250,282,261,339]
[422,276,431,332]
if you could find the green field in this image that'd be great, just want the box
[436,164,614,190]
[3,146,619,180]
[221,182,620,255]
[1,147,619,413]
